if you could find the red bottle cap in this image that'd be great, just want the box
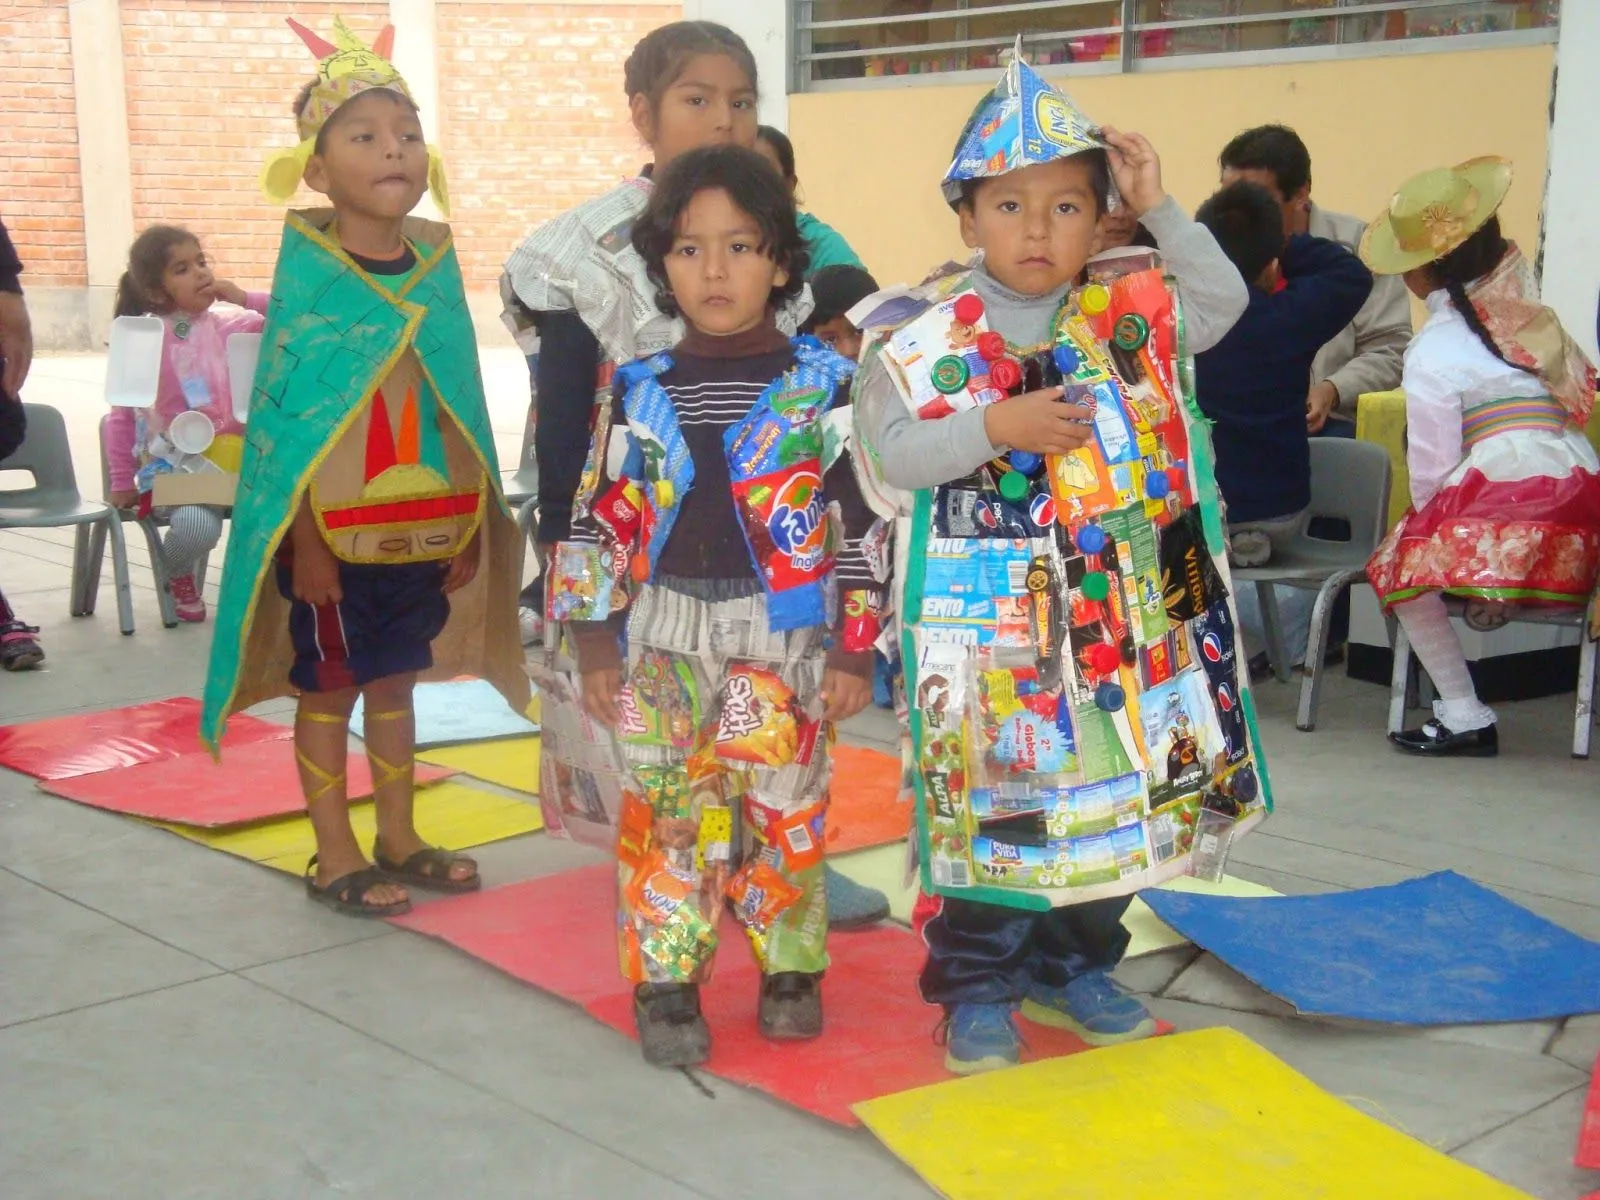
[976,331,1007,362]
[1087,643,1122,675]
[989,357,1022,391]
[953,294,985,325]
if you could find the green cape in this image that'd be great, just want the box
[201,210,528,750]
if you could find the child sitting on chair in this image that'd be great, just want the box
[1363,158,1600,757]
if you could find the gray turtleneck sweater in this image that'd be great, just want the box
[861,195,1247,493]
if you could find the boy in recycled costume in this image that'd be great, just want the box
[852,48,1267,1074]
[201,17,527,917]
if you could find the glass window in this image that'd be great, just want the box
[794,1,1560,89]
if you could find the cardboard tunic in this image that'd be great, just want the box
[200,209,528,750]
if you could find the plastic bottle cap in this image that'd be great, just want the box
[653,480,675,508]
[1087,643,1121,675]
[1095,681,1126,712]
[1234,768,1259,803]
[1145,471,1171,500]
[976,331,1007,362]
[953,293,985,325]
[989,357,1022,392]
[1080,284,1111,316]
[1165,466,1186,492]
[1075,524,1107,555]
[997,470,1029,502]
[1113,312,1150,352]
[630,552,651,582]
[1081,571,1111,601]
[931,355,970,394]
[1052,343,1080,375]
[1009,450,1043,475]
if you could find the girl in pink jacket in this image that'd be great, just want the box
[103,225,266,622]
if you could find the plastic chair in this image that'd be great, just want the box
[1232,438,1392,732]
[0,403,135,634]
[96,414,219,629]
[501,463,539,546]
[1388,598,1598,758]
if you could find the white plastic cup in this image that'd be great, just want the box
[168,410,216,456]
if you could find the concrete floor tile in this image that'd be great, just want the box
[1114,945,1199,996]
[1451,1087,1598,1200]
[1550,1014,1600,1071]
[1165,952,1298,1018]
[1150,996,1586,1153]
[0,867,219,1027]
[1419,1020,1560,1056]
[0,790,396,971]
[244,934,934,1200]
[0,974,704,1200]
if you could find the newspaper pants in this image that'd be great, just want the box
[614,585,831,985]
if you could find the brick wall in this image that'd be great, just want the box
[121,0,389,290]
[438,3,680,291]
[0,1,88,287]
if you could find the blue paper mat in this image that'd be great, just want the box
[352,679,539,748]
[1142,870,1600,1025]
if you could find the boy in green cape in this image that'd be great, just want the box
[202,17,527,917]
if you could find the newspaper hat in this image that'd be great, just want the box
[260,16,450,215]
[941,38,1114,209]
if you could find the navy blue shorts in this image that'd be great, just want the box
[275,555,450,693]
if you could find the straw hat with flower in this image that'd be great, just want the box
[1359,156,1513,276]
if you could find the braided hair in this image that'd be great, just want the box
[1429,216,1536,376]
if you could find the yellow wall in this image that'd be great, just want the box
[789,45,1555,290]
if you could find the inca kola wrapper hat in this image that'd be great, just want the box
[260,16,450,216]
[941,37,1117,210]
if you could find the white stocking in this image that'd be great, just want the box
[1394,594,1497,731]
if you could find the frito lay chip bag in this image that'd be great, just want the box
[726,857,804,931]
[715,664,800,767]
[626,852,699,927]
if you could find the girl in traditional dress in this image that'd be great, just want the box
[1363,157,1600,757]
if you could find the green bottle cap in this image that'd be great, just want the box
[932,355,970,394]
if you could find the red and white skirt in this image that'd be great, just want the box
[1367,404,1600,611]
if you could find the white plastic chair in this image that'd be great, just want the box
[1388,598,1598,758]
[1232,438,1392,731]
[0,403,134,635]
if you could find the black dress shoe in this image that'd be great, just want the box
[1390,720,1499,757]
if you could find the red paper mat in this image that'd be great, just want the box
[394,862,1166,1125]
[0,697,290,781]
[1577,1053,1600,1169]
[825,744,912,855]
[41,739,454,827]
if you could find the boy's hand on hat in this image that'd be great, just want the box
[984,387,1094,456]
[1101,128,1166,218]
[581,668,622,728]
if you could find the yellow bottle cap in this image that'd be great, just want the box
[1080,284,1111,316]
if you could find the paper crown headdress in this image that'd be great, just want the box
[942,39,1113,209]
[260,16,449,216]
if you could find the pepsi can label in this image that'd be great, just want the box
[1194,602,1249,765]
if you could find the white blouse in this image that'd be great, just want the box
[1403,288,1551,508]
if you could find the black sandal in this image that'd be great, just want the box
[373,844,482,894]
[304,855,412,917]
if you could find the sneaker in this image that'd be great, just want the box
[0,621,44,671]
[939,1003,1021,1075]
[1020,970,1156,1046]
[169,573,206,623]
[758,971,824,1041]
[633,982,710,1068]
[825,863,890,930]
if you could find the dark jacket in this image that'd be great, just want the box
[1194,234,1373,523]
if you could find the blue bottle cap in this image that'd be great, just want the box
[1052,344,1080,375]
[1095,682,1126,713]
[1145,470,1171,500]
[1009,450,1043,475]
[1075,524,1107,555]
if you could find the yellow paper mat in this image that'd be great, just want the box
[158,781,543,875]
[830,840,1278,954]
[854,1027,1531,1200]
[416,736,540,794]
